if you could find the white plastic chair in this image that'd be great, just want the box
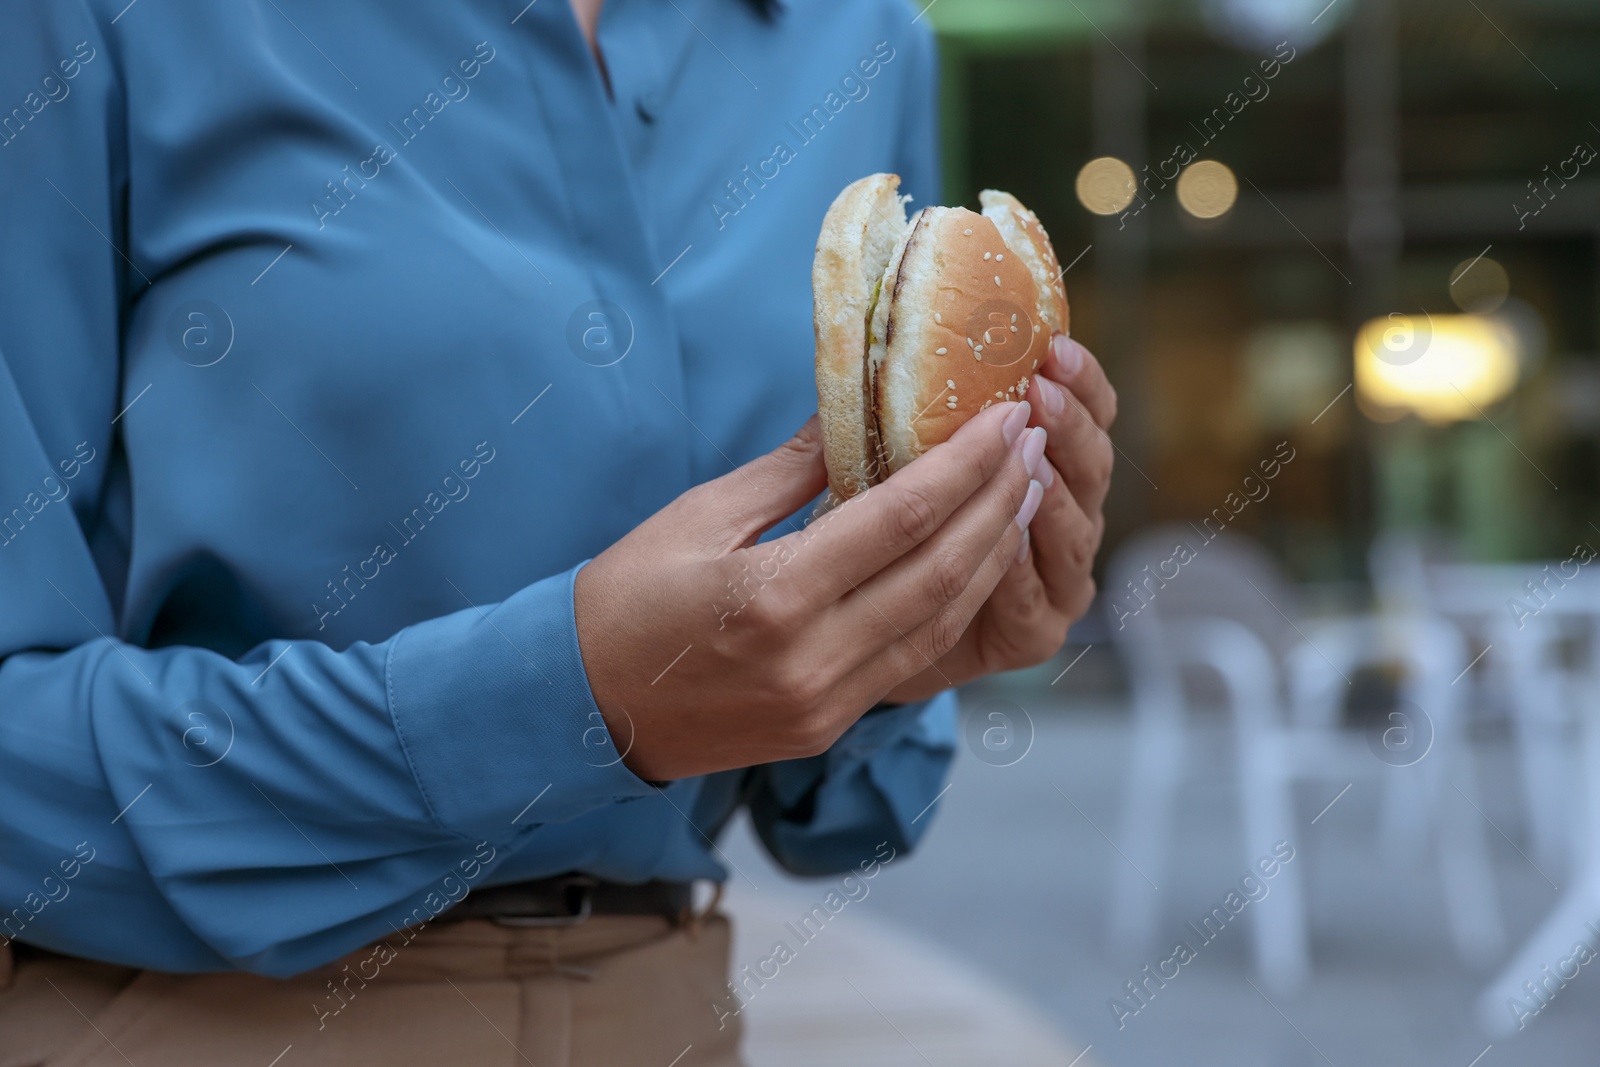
[1106,525,1504,991]
[1424,559,1587,874]
[1476,598,1600,1035]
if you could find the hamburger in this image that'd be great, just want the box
[812,173,1070,499]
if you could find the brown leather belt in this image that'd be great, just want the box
[440,874,694,927]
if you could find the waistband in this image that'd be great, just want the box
[439,875,696,927]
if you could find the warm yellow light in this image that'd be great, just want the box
[1075,156,1137,215]
[1354,313,1519,424]
[1177,160,1238,218]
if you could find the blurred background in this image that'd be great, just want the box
[721,0,1600,1063]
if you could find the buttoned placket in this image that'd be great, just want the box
[513,0,694,512]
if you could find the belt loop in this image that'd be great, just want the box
[682,882,723,939]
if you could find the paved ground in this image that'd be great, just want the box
[719,683,1600,1066]
[725,888,1087,1066]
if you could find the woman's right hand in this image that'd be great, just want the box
[573,401,1044,783]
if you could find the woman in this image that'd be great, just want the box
[0,0,1115,1063]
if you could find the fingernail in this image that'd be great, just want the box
[1052,335,1083,377]
[1014,528,1031,565]
[1001,401,1031,446]
[1021,426,1047,476]
[1014,479,1043,530]
[1038,376,1066,417]
[1039,460,1056,489]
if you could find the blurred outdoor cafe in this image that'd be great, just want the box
[720,0,1600,1064]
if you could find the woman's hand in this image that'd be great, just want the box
[883,335,1116,703]
[575,401,1044,783]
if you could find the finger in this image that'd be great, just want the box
[775,400,1030,608]
[978,521,1069,664]
[1029,374,1114,518]
[835,478,1039,704]
[690,415,828,552]
[828,426,1043,655]
[1024,459,1101,620]
[1041,336,1117,431]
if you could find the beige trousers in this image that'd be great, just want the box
[0,912,743,1067]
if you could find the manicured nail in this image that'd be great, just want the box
[1014,528,1031,565]
[1037,375,1066,417]
[1001,401,1031,446]
[1014,479,1043,530]
[1052,335,1083,377]
[1021,426,1047,476]
[1039,460,1056,489]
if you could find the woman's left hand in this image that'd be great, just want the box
[883,335,1116,703]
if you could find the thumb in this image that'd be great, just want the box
[696,415,828,550]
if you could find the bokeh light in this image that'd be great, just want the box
[1074,156,1137,215]
[1355,313,1520,424]
[1177,160,1239,219]
[1449,255,1510,314]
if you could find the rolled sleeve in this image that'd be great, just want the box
[745,692,957,876]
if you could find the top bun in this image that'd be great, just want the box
[812,176,1069,498]
[875,206,1054,476]
[980,189,1070,336]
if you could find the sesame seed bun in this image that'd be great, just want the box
[979,188,1070,336]
[813,176,1070,498]
[878,204,1055,474]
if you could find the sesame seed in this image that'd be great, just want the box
[936,347,947,355]
[1011,313,1017,323]
[1033,324,1042,332]
[995,391,1004,398]
[1010,325,1018,333]
[1006,386,1015,394]
[974,352,982,361]
[963,228,972,235]
[945,379,955,388]
[965,337,974,348]
[996,254,1004,262]
[994,276,1002,286]
[934,313,942,324]
[983,251,991,260]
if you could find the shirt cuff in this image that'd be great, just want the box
[385,561,657,842]
[763,691,957,812]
